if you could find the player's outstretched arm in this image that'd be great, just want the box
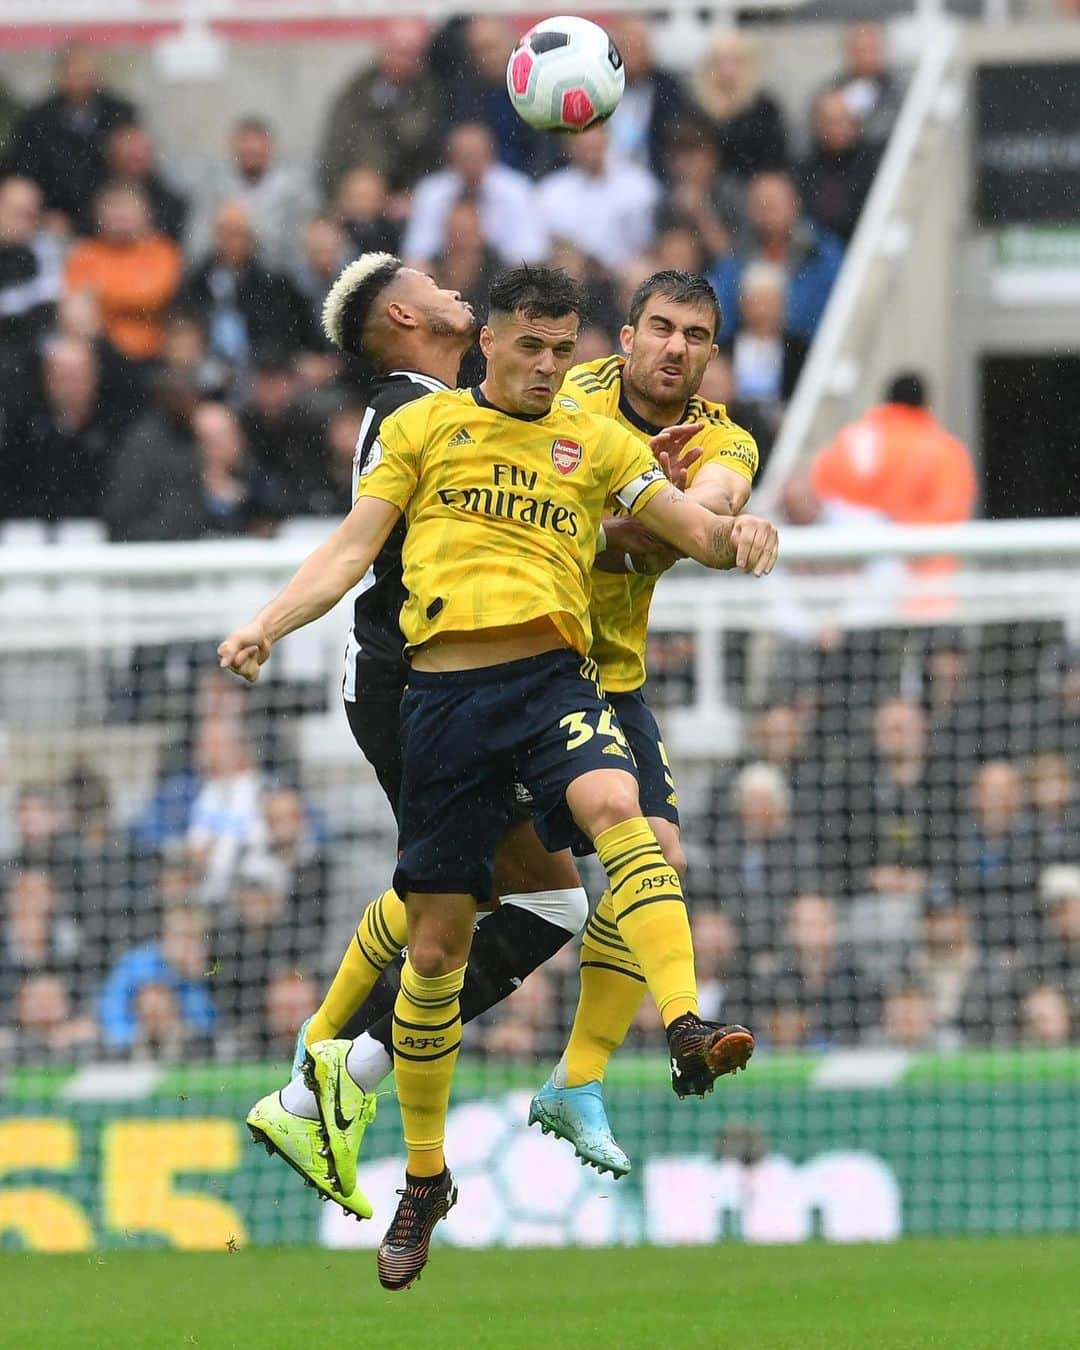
[635,485,779,577]
[218,497,402,682]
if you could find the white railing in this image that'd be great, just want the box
[2,517,1079,581]
[755,15,963,513]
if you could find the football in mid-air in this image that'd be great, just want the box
[506,16,625,134]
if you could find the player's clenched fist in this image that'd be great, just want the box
[731,515,779,577]
[218,624,272,683]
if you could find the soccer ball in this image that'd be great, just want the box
[506,16,625,134]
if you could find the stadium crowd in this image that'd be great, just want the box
[7,22,1071,1071]
[0,20,898,532]
[3,617,1080,1066]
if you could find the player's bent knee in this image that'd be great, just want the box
[407,937,462,979]
[568,769,644,840]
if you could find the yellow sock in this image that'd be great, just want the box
[561,890,647,1086]
[304,888,407,1046]
[594,818,697,1027]
[393,958,465,1178]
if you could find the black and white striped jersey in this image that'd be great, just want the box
[343,369,449,695]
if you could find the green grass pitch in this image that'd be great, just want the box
[2,1239,1077,1349]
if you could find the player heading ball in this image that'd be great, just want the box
[219,263,778,1289]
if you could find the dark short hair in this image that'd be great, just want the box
[487,265,584,324]
[233,115,273,138]
[627,269,723,339]
[887,372,927,407]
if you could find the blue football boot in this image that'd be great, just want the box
[528,1076,631,1178]
[291,1015,313,1075]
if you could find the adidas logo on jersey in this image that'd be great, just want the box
[447,427,475,447]
[602,742,628,759]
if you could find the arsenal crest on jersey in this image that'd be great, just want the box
[551,438,583,475]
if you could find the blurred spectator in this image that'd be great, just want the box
[159,312,228,400]
[444,17,552,175]
[723,262,806,409]
[180,200,319,377]
[431,196,502,313]
[9,788,73,876]
[685,32,788,181]
[902,890,1015,1047]
[879,985,934,1050]
[187,116,315,271]
[547,240,621,339]
[809,374,977,526]
[293,215,351,337]
[103,371,202,541]
[572,326,616,366]
[662,122,745,262]
[213,854,305,1024]
[1036,866,1080,1020]
[259,787,328,926]
[705,762,807,948]
[129,981,199,1060]
[402,123,548,266]
[65,184,182,363]
[536,124,660,271]
[956,760,1039,951]
[1027,754,1078,865]
[605,18,689,178]
[191,400,281,538]
[5,44,135,234]
[796,90,880,244]
[0,77,20,159]
[12,972,96,1062]
[186,718,267,904]
[262,968,319,1061]
[693,908,738,1023]
[65,769,148,957]
[752,893,866,1046]
[240,343,325,514]
[48,286,144,426]
[105,124,187,242]
[318,19,439,196]
[859,696,934,887]
[481,968,555,1058]
[709,172,843,342]
[1021,985,1071,1048]
[825,22,903,151]
[0,176,62,366]
[5,335,118,520]
[98,903,216,1053]
[332,167,402,257]
[303,404,366,516]
[1,869,80,1009]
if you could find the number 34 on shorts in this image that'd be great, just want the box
[559,707,634,761]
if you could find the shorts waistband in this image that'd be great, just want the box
[406,646,580,689]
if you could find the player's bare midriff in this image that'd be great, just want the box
[411,617,568,672]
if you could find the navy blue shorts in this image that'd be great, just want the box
[608,688,680,828]
[394,649,639,901]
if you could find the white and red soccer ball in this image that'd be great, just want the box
[506,16,625,134]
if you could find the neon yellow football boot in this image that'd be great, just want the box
[246,1089,374,1220]
[303,1039,378,1198]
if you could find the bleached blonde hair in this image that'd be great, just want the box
[321,251,402,353]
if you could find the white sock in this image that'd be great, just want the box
[346,1032,394,1091]
[279,1074,319,1120]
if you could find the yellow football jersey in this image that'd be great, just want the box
[354,386,667,659]
[565,355,759,692]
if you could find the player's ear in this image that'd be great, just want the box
[386,299,418,330]
[479,324,495,358]
[619,324,634,356]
